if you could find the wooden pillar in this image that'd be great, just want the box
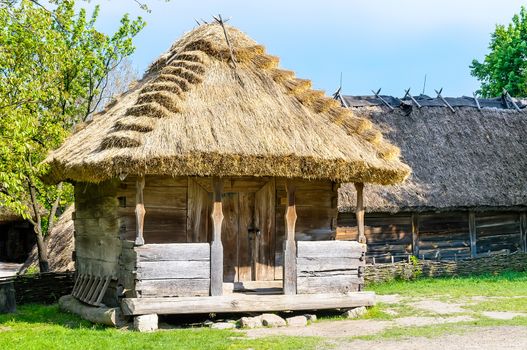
[469,211,477,258]
[411,213,419,257]
[520,212,527,253]
[134,177,146,246]
[210,177,224,296]
[283,181,297,295]
[355,183,366,244]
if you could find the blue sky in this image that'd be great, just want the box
[80,0,526,97]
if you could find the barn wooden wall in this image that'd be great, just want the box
[338,210,527,263]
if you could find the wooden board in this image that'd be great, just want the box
[136,279,210,297]
[238,192,255,281]
[135,243,210,262]
[297,275,362,294]
[254,180,276,281]
[222,193,239,282]
[297,241,364,258]
[121,291,376,315]
[136,261,210,280]
[187,179,210,243]
[475,212,522,254]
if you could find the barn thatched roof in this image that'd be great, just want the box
[339,95,527,212]
[0,207,21,223]
[43,24,409,185]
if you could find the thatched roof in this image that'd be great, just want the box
[339,96,527,212]
[43,24,409,185]
[21,206,74,273]
[0,207,22,223]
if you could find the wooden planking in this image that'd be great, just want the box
[136,260,210,280]
[238,192,254,281]
[136,279,210,297]
[297,275,362,294]
[297,241,364,258]
[222,192,239,283]
[142,209,187,243]
[210,177,224,296]
[135,243,210,262]
[283,181,297,295]
[195,177,270,193]
[254,179,276,281]
[297,257,362,272]
[121,292,376,315]
[475,212,522,254]
[187,178,210,243]
[521,213,527,253]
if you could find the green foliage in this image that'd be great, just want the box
[0,304,323,350]
[368,271,527,297]
[471,6,527,97]
[0,0,144,265]
[409,255,422,279]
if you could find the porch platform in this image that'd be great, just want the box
[121,292,375,316]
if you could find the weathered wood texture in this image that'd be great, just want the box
[338,211,526,263]
[187,178,210,243]
[337,213,412,263]
[59,295,125,327]
[253,179,276,281]
[296,241,365,294]
[210,177,224,296]
[74,181,121,308]
[121,292,376,315]
[134,243,211,298]
[275,179,337,279]
[116,176,188,244]
[283,182,297,295]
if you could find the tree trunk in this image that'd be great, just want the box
[34,228,49,273]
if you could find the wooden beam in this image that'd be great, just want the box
[520,212,527,253]
[283,181,297,295]
[210,177,224,296]
[354,183,366,244]
[469,211,477,258]
[135,177,146,246]
[121,292,376,315]
[411,213,419,257]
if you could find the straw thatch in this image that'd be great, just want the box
[0,207,22,223]
[21,206,75,273]
[339,102,527,212]
[43,24,409,185]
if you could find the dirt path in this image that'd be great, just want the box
[334,326,527,350]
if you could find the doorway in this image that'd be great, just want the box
[220,180,276,283]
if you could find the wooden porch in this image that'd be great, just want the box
[121,291,375,315]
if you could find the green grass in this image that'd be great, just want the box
[368,271,527,298]
[0,305,323,350]
[467,297,527,312]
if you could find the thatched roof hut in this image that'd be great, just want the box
[337,94,527,262]
[44,24,409,324]
[43,24,409,185]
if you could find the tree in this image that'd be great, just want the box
[471,6,527,97]
[0,0,145,272]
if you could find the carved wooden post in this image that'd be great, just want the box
[283,181,297,295]
[355,182,366,244]
[210,177,224,296]
[135,177,146,246]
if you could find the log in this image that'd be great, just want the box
[136,260,210,279]
[59,295,126,327]
[135,243,210,262]
[136,279,210,297]
[135,177,146,246]
[210,177,224,296]
[297,275,362,294]
[297,241,364,258]
[121,292,376,315]
[355,183,366,243]
[283,181,297,295]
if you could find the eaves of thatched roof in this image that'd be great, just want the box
[339,97,527,212]
[43,24,409,185]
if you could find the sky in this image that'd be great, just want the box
[78,0,526,98]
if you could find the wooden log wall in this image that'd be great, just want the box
[296,241,365,293]
[126,243,211,298]
[116,176,188,244]
[337,210,527,263]
[337,213,412,263]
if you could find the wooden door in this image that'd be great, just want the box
[220,179,276,283]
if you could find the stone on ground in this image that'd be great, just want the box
[286,315,307,327]
[482,311,527,320]
[343,306,367,319]
[412,300,465,314]
[261,313,286,327]
[211,322,236,329]
[304,314,317,322]
[239,316,263,329]
[134,314,158,332]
